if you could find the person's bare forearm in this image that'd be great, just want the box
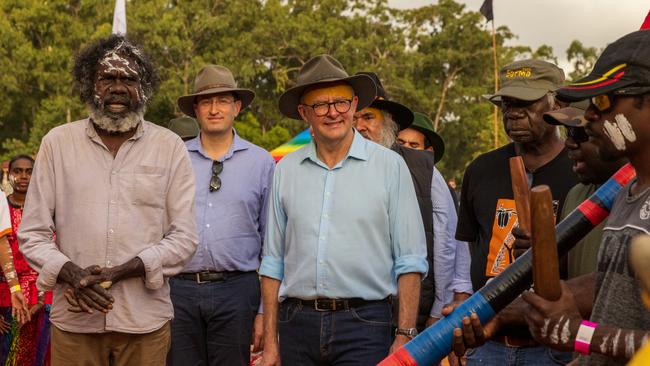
[0,236,19,288]
[589,325,649,359]
[261,276,281,348]
[398,272,421,329]
[565,272,596,319]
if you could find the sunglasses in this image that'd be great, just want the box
[209,161,223,192]
[590,86,650,113]
[565,126,589,144]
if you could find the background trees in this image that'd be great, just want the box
[0,0,597,181]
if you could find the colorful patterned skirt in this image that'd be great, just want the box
[0,305,51,366]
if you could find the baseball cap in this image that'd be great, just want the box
[543,101,589,127]
[486,59,565,104]
[558,30,650,101]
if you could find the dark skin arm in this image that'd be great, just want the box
[59,257,144,314]
[523,281,648,360]
[446,272,596,357]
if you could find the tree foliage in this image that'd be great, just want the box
[0,0,594,181]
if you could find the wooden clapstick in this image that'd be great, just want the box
[509,156,531,234]
[531,185,561,301]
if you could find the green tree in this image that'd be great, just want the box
[566,40,599,81]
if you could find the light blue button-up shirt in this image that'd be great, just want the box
[259,131,428,301]
[184,131,275,273]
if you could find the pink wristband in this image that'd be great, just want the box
[574,320,598,355]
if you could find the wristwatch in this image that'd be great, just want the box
[395,327,418,339]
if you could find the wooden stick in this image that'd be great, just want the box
[531,185,561,301]
[509,156,531,234]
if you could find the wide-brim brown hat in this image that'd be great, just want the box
[278,55,377,120]
[356,72,414,129]
[177,65,255,118]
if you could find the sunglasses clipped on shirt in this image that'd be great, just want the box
[209,160,223,192]
[590,86,650,113]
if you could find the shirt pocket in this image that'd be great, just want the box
[130,165,167,209]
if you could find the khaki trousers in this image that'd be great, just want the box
[51,322,171,366]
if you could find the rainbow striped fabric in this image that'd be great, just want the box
[270,129,312,162]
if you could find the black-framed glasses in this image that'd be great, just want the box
[302,99,352,117]
[590,86,650,113]
[565,126,589,144]
[209,161,223,192]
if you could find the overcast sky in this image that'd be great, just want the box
[388,0,648,72]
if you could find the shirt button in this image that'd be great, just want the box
[110,200,116,204]
[320,236,325,241]
[325,192,331,196]
[208,203,212,207]
[319,260,323,264]
[323,214,328,218]
[111,171,116,175]
[109,229,114,234]
[106,260,111,266]
[320,283,325,287]
[206,224,210,228]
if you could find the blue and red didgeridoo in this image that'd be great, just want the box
[380,163,636,366]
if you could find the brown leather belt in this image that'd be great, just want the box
[492,334,539,348]
[175,271,249,284]
[286,297,389,312]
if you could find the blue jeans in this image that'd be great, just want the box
[466,340,573,366]
[168,272,260,366]
[278,299,392,365]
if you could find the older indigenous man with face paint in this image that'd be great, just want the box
[18,35,198,366]
[168,65,275,366]
[352,73,472,335]
[259,55,427,366]
[517,29,650,366]
[448,59,577,366]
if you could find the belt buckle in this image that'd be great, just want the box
[195,272,207,284]
[314,299,334,311]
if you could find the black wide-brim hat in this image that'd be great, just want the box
[278,55,377,120]
[558,30,650,101]
[411,112,445,163]
[177,65,255,118]
[355,72,414,129]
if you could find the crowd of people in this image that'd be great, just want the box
[0,27,649,366]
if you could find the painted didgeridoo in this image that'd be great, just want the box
[379,163,635,366]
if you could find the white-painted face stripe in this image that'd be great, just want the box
[614,114,637,143]
[603,119,627,151]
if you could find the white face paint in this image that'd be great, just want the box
[612,329,622,356]
[625,333,635,358]
[541,318,551,339]
[600,333,611,354]
[603,119,627,151]
[549,315,565,344]
[614,114,636,142]
[560,318,571,344]
[100,51,139,77]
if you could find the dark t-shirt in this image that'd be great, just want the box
[580,181,650,366]
[456,143,578,291]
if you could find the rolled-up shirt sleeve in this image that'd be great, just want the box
[19,135,71,291]
[137,139,198,289]
[259,163,286,281]
[390,158,428,277]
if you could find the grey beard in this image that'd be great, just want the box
[88,104,144,133]
[377,121,398,148]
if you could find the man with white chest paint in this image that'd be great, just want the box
[518,29,650,365]
[18,35,198,365]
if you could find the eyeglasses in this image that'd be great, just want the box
[209,161,223,192]
[565,126,589,144]
[589,86,650,113]
[197,96,236,109]
[302,99,352,117]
